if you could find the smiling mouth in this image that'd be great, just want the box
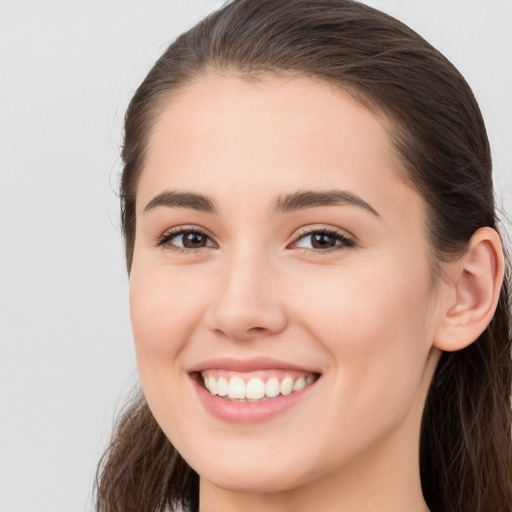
[197,370,320,402]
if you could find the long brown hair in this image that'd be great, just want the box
[95,1,512,511]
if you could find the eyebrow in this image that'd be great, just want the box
[143,191,217,214]
[273,189,380,217]
[143,189,379,217]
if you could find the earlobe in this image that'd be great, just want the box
[433,227,505,352]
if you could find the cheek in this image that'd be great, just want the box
[129,262,207,369]
[291,256,433,418]
[295,257,431,345]
[128,263,210,434]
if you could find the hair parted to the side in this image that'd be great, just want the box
[95,1,512,511]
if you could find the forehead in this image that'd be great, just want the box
[137,72,423,228]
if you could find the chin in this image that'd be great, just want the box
[200,464,311,495]
[186,441,326,496]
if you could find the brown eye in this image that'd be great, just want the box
[310,233,338,249]
[158,229,216,251]
[292,229,355,253]
[181,231,208,248]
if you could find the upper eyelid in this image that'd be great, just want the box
[157,224,355,250]
[288,229,355,251]
[159,224,352,239]
[291,225,355,242]
[156,225,217,248]
[161,224,214,238]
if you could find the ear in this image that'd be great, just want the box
[433,227,505,352]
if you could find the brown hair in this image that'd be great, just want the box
[95,1,512,511]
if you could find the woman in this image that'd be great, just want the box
[95,1,511,511]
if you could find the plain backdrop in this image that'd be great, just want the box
[0,1,510,511]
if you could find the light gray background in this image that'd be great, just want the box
[1,1,510,511]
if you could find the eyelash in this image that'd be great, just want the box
[156,226,355,255]
[156,227,215,254]
[292,227,355,254]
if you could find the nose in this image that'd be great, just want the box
[204,248,288,342]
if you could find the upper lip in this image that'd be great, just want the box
[188,357,319,374]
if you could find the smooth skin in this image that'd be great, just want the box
[129,73,504,512]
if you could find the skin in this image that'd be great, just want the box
[129,73,503,512]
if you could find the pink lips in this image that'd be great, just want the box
[189,356,318,373]
[189,357,320,424]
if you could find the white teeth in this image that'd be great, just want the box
[207,376,217,395]
[280,376,294,396]
[292,376,306,392]
[266,377,280,398]
[217,377,228,396]
[246,378,266,400]
[227,376,245,399]
[202,373,317,400]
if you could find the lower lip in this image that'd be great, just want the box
[191,375,317,424]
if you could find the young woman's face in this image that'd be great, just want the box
[130,74,442,497]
